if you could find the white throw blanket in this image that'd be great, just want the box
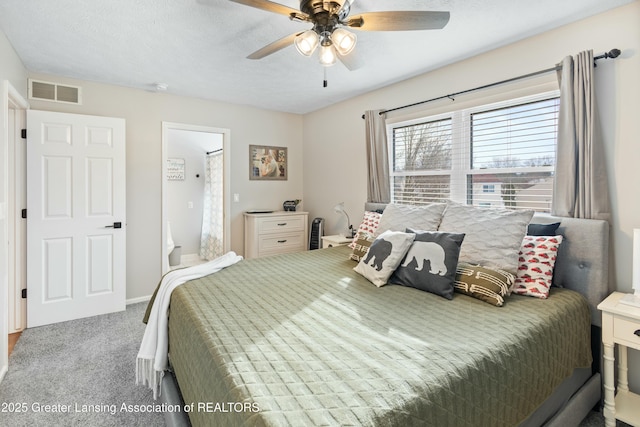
[136,251,243,398]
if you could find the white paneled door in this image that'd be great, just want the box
[26,110,126,327]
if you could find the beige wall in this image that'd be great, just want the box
[27,74,304,300]
[0,29,27,98]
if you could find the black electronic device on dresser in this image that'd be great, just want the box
[283,200,300,211]
[309,218,324,250]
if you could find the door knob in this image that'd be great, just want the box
[105,222,122,229]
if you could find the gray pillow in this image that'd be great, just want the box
[438,201,533,274]
[374,203,446,236]
[353,230,415,287]
[390,229,465,299]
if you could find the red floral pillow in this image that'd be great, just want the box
[513,235,563,299]
[349,211,382,249]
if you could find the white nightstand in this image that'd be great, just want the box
[321,235,353,248]
[598,291,640,426]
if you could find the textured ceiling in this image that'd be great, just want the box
[0,0,633,114]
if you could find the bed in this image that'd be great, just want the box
[153,204,609,427]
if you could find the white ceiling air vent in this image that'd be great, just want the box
[29,79,82,104]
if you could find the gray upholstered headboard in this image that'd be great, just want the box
[530,214,609,327]
[364,203,610,326]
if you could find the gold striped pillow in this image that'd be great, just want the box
[454,262,515,307]
[349,233,375,262]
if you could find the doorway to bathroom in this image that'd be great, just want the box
[161,122,230,274]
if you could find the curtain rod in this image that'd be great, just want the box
[361,48,621,119]
[206,148,222,155]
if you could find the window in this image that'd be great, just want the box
[482,184,495,193]
[389,92,559,212]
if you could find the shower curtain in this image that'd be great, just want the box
[200,151,224,260]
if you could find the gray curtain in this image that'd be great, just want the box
[552,50,610,221]
[365,109,390,203]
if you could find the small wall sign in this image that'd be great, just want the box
[167,158,185,180]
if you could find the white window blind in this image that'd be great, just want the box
[389,92,559,212]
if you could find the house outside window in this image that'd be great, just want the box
[388,91,559,212]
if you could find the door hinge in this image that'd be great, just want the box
[21,289,27,299]
[21,209,27,219]
[21,129,26,139]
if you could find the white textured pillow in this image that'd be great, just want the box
[354,230,415,287]
[438,202,534,274]
[375,203,445,236]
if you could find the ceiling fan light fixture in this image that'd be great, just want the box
[294,30,319,57]
[319,44,337,66]
[235,0,451,71]
[331,27,356,56]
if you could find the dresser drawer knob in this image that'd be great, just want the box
[277,223,287,226]
[277,240,287,243]
[634,330,640,337]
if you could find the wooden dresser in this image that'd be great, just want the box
[243,211,309,259]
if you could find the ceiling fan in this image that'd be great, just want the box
[230,0,450,69]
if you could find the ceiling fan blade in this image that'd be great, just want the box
[247,32,301,59]
[338,48,364,71]
[229,0,309,20]
[346,11,450,31]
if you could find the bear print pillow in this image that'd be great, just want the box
[389,229,465,299]
[353,230,415,287]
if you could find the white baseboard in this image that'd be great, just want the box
[169,253,206,270]
[126,295,152,305]
[181,253,202,263]
[129,253,203,306]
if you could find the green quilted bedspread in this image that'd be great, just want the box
[166,246,592,427]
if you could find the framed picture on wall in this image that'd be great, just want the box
[167,158,185,180]
[249,145,287,180]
